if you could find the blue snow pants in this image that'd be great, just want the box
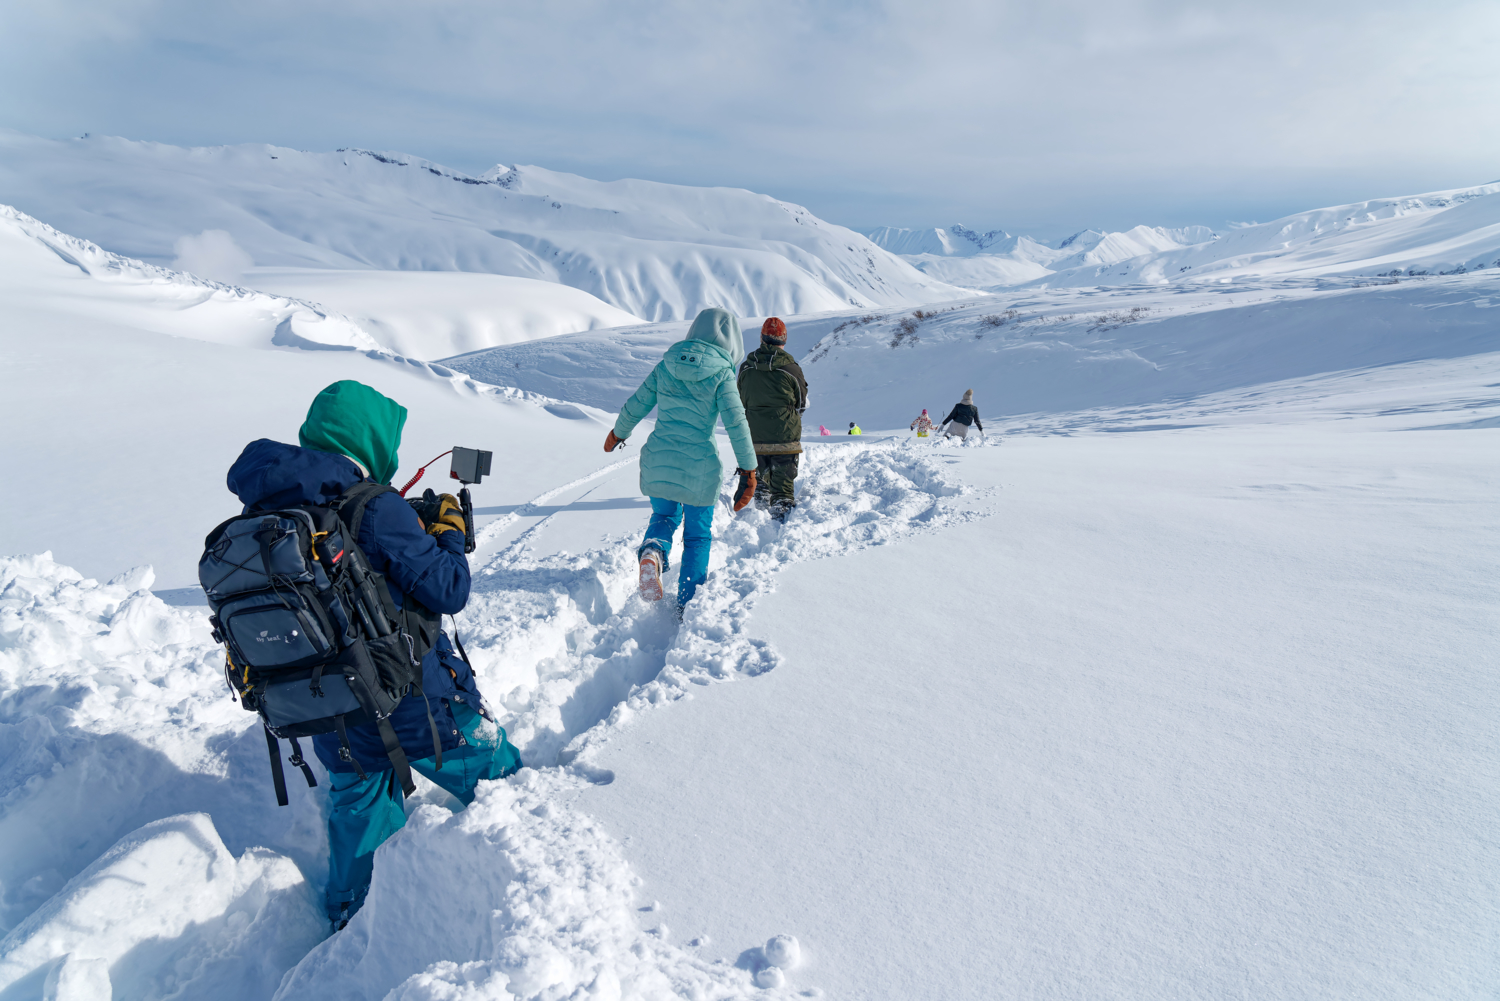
[324,701,522,922]
[640,497,714,605]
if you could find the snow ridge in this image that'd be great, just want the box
[0,203,381,352]
[0,130,969,322]
[871,181,1500,289]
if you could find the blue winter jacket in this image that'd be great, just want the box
[226,439,484,773]
[613,308,758,508]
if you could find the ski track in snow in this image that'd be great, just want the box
[0,438,982,1000]
[471,455,640,550]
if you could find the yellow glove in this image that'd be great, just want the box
[430,493,466,536]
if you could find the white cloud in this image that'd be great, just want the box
[3,0,1498,231]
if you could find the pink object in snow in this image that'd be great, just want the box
[819,425,831,435]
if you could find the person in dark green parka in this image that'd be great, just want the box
[736,317,807,520]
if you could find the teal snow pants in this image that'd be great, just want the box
[640,497,714,605]
[324,701,522,922]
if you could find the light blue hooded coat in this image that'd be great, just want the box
[614,308,758,508]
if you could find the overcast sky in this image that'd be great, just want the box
[4,0,1498,235]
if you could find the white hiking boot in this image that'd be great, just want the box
[638,547,664,602]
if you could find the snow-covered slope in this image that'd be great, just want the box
[0,130,967,323]
[866,223,1220,288]
[3,177,1498,1001]
[1036,183,1500,287]
[871,182,1500,290]
[245,268,642,359]
[441,273,1500,428]
[898,251,1055,288]
[0,204,630,587]
[790,276,1500,427]
[2,201,645,361]
[0,204,380,352]
[864,224,1018,257]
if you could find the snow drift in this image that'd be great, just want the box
[0,203,380,352]
[244,268,642,360]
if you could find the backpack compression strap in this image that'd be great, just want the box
[374,716,417,796]
[264,726,318,807]
[332,709,417,798]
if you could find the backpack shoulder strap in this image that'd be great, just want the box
[331,481,397,543]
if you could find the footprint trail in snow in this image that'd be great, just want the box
[0,438,982,1001]
[457,438,978,772]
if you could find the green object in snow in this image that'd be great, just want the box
[298,380,407,484]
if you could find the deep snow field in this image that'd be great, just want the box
[1,168,1498,1000]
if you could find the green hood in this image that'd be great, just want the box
[298,380,407,484]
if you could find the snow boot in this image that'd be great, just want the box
[769,499,795,523]
[639,546,665,602]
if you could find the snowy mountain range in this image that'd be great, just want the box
[0,130,965,325]
[868,181,1500,290]
[866,223,1221,287]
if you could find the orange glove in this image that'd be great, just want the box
[732,468,757,512]
[605,430,625,452]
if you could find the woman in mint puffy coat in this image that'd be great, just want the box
[605,308,758,608]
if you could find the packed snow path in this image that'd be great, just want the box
[0,437,977,1000]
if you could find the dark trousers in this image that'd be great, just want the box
[755,453,800,505]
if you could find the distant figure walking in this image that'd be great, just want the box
[941,390,983,440]
[848,422,863,435]
[910,409,937,437]
[819,425,831,436]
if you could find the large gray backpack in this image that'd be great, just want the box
[199,483,440,804]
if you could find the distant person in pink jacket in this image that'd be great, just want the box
[818,425,831,435]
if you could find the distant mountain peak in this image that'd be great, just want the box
[949,225,1013,251]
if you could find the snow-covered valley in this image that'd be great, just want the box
[0,163,1497,1000]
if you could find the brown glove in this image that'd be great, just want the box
[429,493,466,536]
[605,430,625,452]
[732,469,757,512]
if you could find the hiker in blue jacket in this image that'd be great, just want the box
[225,380,521,929]
[605,307,758,610]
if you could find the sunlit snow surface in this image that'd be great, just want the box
[0,207,1497,999]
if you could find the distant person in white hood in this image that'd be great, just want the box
[941,390,983,439]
